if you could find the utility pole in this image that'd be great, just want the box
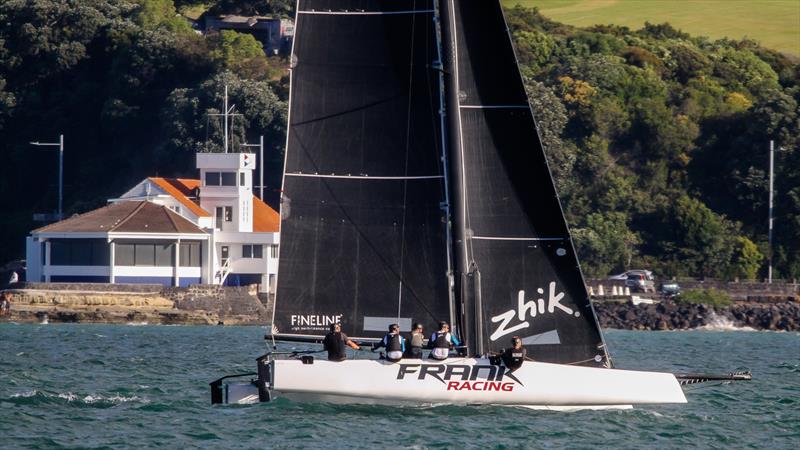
[768,140,774,283]
[242,135,265,200]
[30,134,64,220]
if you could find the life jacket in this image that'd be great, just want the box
[409,332,424,349]
[430,331,451,360]
[503,347,526,370]
[385,333,404,362]
[433,332,451,349]
[326,332,347,361]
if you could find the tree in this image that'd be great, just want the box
[573,212,640,278]
[132,0,192,33]
[725,236,764,280]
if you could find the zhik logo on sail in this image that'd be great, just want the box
[397,364,522,392]
[490,281,581,341]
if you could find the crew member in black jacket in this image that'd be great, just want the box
[323,323,361,361]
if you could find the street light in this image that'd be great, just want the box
[30,134,64,220]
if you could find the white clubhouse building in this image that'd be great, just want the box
[25,153,280,293]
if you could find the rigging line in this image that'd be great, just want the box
[291,94,404,128]
[289,129,441,323]
[397,0,420,320]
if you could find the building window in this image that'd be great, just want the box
[171,205,181,214]
[205,172,220,186]
[115,242,174,267]
[49,239,109,266]
[270,245,278,258]
[240,172,245,186]
[179,242,201,267]
[243,244,263,259]
[221,172,236,186]
[205,171,237,186]
[225,206,233,222]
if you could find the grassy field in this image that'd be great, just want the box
[502,0,800,57]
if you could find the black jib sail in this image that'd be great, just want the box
[272,0,452,340]
[441,0,610,366]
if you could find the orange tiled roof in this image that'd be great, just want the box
[253,195,280,232]
[148,177,210,217]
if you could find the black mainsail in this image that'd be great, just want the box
[441,0,609,366]
[273,0,452,339]
[273,0,609,366]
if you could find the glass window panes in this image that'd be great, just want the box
[134,244,155,266]
[225,206,233,222]
[221,172,236,186]
[155,243,174,267]
[115,243,135,266]
[243,245,252,258]
[253,245,263,258]
[206,172,220,186]
[50,240,70,265]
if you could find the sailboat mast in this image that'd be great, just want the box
[440,0,478,356]
[432,0,457,334]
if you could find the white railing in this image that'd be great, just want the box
[217,258,232,285]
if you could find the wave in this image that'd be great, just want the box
[695,312,756,331]
[8,390,148,407]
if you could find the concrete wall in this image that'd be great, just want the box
[586,278,798,301]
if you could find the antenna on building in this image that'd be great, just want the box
[208,85,242,153]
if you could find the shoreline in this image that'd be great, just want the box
[2,298,798,332]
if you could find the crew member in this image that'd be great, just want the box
[373,323,405,362]
[405,323,425,359]
[323,323,360,362]
[428,321,460,360]
[500,336,527,372]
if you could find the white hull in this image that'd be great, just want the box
[261,357,686,407]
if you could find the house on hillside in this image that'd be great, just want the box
[25,152,280,293]
[204,15,294,55]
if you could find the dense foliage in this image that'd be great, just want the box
[677,288,733,307]
[506,7,799,280]
[0,2,797,282]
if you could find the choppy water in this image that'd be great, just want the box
[1,324,797,449]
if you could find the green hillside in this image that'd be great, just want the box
[502,0,800,57]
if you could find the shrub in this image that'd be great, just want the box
[678,288,732,307]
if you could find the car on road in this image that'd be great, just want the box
[625,272,656,293]
[608,269,653,281]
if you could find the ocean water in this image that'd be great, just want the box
[0,324,797,449]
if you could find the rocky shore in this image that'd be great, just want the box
[2,283,798,331]
[593,300,800,331]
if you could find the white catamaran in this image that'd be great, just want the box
[211,0,750,408]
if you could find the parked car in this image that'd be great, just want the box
[608,269,653,281]
[659,282,681,299]
[625,273,656,293]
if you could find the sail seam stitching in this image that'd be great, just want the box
[297,10,434,16]
[471,236,566,241]
[285,173,443,180]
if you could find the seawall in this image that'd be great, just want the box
[1,282,271,325]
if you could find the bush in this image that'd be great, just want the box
[677,288,732,307]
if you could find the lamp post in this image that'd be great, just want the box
[30,134,64,221]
